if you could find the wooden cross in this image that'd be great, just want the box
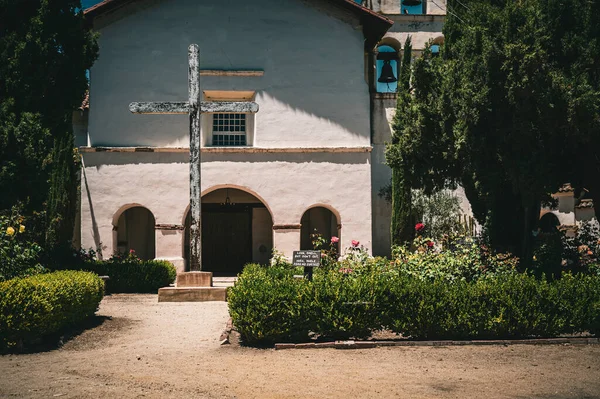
[129,44,259,271]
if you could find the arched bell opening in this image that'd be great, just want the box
[114,206,156,260]
[300,206,341,251]
[430,36,444,56]
[401,0,424,14]
[376,45,400,93]
[183,187,273,276]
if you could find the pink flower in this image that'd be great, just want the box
[351,240,360,248]
[427,241,434,248]
[331,236,340,244]
[415,223,425,232]
[129,249,136,254]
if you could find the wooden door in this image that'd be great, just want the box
[202,206,252,276]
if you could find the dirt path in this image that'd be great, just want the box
[1,294,599,399]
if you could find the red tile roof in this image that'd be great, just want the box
[558,183,575,193]
[575,199,594,209]
[79,90,89,110]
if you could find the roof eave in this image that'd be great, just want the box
[84,0,393,49]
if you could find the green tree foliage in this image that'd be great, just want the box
[386,0,600,261]
[0,0,98,246]
[411,189,463,240]
[390,37,415,246]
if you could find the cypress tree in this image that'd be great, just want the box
[0,1,98,247]
[387,0,600,261]
[389,37,414,246]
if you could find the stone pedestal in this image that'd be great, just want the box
[176,271,213,287]
[158,271,227,302]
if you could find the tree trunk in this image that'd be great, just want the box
[391,167,414,246]
[46,122,79,249]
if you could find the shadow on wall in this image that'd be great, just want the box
[90,0,371,146]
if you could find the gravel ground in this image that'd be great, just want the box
[1,294,600,399]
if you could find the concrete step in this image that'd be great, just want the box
[158,287,227,302]
[212,277,237,288]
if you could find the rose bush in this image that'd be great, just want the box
[0,206,45,282]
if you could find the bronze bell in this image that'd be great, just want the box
[402,0,422,6]
[378,60,397,84]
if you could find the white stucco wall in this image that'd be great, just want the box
[252,208,273,265]
[80,150,373,271]
[370,96,395,256]
[384,16,444,50]
[88,0,370,148]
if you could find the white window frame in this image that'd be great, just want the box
[201,91,256,147]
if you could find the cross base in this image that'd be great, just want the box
[157,271,227,302]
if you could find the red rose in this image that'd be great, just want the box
[415,223,425,232]
[351,240,360,248]
[427,241,434,248]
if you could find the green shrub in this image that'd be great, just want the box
[384,273,599,339]
[229,264,600,345]
[51,251,177,293]
[228,264,312,345]
[532,231,564,278]
[80,258,176,293]
[0,270,104,350]
[561,220,600,275]
[311,270,389,340]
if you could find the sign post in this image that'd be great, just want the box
[292,250,321,281]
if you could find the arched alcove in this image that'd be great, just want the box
[300,206,340,250]
[183,187,273,275]
[539,212,560,233]
[114,206,156,260]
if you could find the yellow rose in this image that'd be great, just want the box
[19,225,25,233]
[6,227,15,236]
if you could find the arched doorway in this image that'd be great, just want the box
[300,206,340,250]
[114,206,156,260]
[184,188,273,275]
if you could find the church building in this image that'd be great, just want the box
[78,0,448,274]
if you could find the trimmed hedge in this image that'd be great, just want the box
[0,271,104,350]
[228,266,312,344]
[384,273,600,339]
[69,259,176,293]
[228,265,600,345]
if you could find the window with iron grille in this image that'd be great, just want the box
[212,113,247,146]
